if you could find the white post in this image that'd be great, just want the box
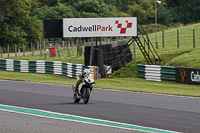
[155,0,158,49]
[62,40,64,48]
[155,0,161,49]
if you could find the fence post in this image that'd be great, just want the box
[37,42,39,50]
[63,40,66,57]
[23,44,25,56]
[34,44,36,55]
[0,46,2,57]
[40,42,42,57]
[76,39,79,56]
[48,41,51,57]
[66,41,70,57]
[71,40,73,48]
[80,40,83,56]
[44,39,46,59]
[31,43,33,56]
[82,40,85,56]
[15,44,17,57]
[78,40,81,56]
[56,43,60,58]
[7,45,10,57]
[177,29,179,48]
[79,39,82,56]
[116,37,118,41]
[193,29,195,48]
[162,30,164,48]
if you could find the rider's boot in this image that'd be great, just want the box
[75,79,82,95]
[75,83,79,94]
[75,86,78,94]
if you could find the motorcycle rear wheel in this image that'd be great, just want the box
[73,94,80,103]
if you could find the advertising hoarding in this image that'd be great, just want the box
[176,67,200,85]
[63,17,137,38]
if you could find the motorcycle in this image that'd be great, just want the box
[72,74,95,104]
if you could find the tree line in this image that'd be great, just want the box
[0,0,200,47]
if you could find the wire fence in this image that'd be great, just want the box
[147,27,200,49]
[0,41,82,58]
[0,37,127,58]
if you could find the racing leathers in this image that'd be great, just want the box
[75,74,84,94]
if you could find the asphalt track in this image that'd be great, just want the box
[0,80,200,133]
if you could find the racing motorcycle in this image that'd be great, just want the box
[72,74,95,104]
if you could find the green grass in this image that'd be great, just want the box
[165,48,200,68]
[0,70,200,97]
[96,78,200,97]
[0,70,76,85]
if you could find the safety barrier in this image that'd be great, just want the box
[0,59,99,79]
[137,64,176,82]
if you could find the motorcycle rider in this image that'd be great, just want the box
[75,69,91,94]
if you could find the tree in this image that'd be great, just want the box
[40,0,59,7]
[157,6,173,26]
[127,0,154,24]
[165,0,200,24]
[74,0,117,18]
[26,17,43,44]
[0,0,43,46]
[0,0,4,26]
[32,5,80,19]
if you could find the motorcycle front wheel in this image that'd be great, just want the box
[83,88,90,104]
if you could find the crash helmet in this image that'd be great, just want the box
[83,69,90,77]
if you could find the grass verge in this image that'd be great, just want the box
[1,70,200,97]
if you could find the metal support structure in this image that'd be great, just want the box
[93,37,104,78]
[137,24,161,65]
[98,49,104,78]
[105,37,135,74]
[95,37,98,48]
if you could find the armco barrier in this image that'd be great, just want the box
[137,64,176,82]
[0,59,99,79]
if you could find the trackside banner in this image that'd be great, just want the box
[63,17,137,38]
[176,67,200,85]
